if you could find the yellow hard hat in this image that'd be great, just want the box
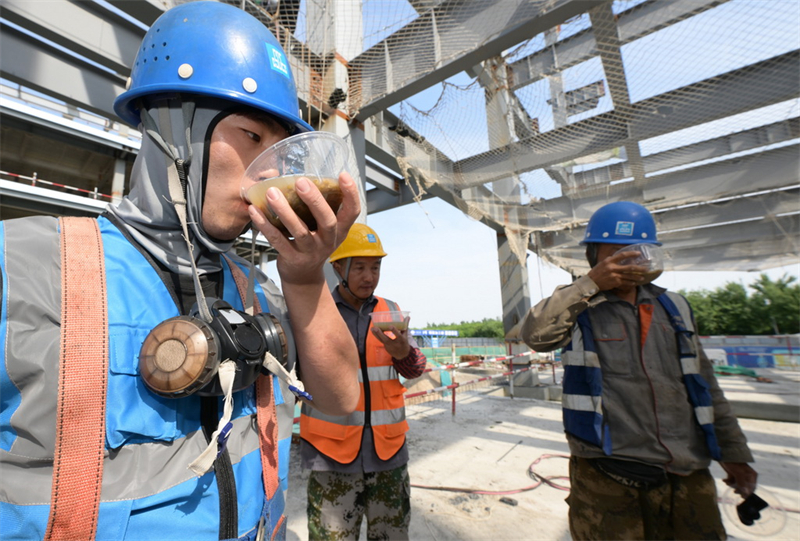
[330,223,387,262]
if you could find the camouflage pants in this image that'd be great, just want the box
[567,456,727,541]
[307,465,411,541]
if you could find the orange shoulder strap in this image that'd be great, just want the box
[45,217,109,541]
[222,255,280,499]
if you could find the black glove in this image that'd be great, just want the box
[737,493,768,526]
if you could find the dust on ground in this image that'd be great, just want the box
[285,369,800,541]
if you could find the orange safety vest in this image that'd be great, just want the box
[300,297,409,464]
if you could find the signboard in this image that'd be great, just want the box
[411,329,459,337]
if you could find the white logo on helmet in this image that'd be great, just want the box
[615,221,634,236]
[266,44,289,78]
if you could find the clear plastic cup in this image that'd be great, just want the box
[241,131,349,234]
[369,310,410,332]
[614,243,665,284]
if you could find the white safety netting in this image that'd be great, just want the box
[225,0,799,273]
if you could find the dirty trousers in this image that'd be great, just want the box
[307,465,411,541]
[567,456,726,540]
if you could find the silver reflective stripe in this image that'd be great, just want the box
[383,300,400,312]
[584,351,600,368]
[680,357,701,375]
[665,292,696,333]
[275,379,295,443]
[562,393,602,415]
[303,406,366,427]
[0,413,260,506]
[572,325,584,350]
[668,293,701,374]
[695,406,715,426]
[4,217,62,459]
[562,350,600,368]
[561,351,583,367]
[366,365,398,381]
[371,407,405,426]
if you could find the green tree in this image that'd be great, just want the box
[682,289,715,335]
[709,282,752,335]
[680,273,800,335]
[748,274,800,334]
[424,318,504,339]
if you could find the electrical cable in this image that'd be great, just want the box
[411,453,571,496]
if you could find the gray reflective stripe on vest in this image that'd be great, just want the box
[361,364,398,382]
[663,292,715,426]
[301,402,404,427]
[3,217,62,459]
[1,218,271,505]
[562,326,601,368]
[0,414,259,506]
[695,406,714,426]
[276,381,295,442]
[562,350,600,368]
[562,394,603,415]
[571,325,584,351]
[303,405,366,427]
[383,300,400,312]
[664,291,695,333]
[680,357,701,375]
[372,408,405,426]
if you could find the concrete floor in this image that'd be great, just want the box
[284,368,800,540]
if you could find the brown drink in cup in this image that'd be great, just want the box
[245,175,343,234]
[615,243,665,285]
[241,132,349,236]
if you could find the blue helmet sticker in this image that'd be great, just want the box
[266,43,289,78]
[367,234,377,243]
[615,221,634,236]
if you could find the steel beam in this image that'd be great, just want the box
[456,51,800,187]
[351,0,604,122]
[537,213,799,274]
[657,240,799,272]
[0,178,108,215]
[1,99,140,155]
[509,0,729,90]
[106,0,172,27]
[643,145,799,207]
[536,187,799,248]
[542,237,798,273]
[0,23,127,120]
[366,185,434,214]
[2,0,146,76]
[570,119,800,186]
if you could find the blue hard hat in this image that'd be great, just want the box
[581,201,661,245]
[113,1,312,133]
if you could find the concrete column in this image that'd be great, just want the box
[545,28,568,130]
[481,57,532,338]
[306,0,367,224]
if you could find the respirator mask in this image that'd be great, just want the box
[139,297,287,398]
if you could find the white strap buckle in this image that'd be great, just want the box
[262,352,312,401]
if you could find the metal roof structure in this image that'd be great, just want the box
[1,0,798,333]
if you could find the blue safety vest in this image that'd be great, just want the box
[561,291,721,460]
[0,216,292,540]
